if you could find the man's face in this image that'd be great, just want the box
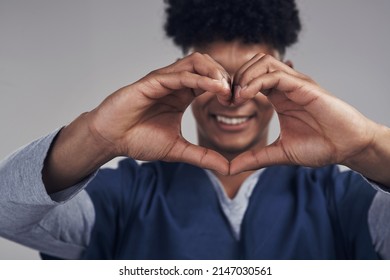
[191,41,279,160]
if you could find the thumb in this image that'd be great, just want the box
[167,139,230,175]
[229,141,288,174]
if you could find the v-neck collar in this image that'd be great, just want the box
[204,169,264,239]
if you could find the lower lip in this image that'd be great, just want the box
[212,116,254,132]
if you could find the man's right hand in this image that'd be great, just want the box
[43,53,231,193]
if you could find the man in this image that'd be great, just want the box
[1,0,390,259]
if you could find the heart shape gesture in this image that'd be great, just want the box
[87,52,375,176]
[229,54,376,174]
[88,52,232,175]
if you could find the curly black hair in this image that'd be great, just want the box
[164,0,301,55]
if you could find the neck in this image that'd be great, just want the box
[213,170,255,198]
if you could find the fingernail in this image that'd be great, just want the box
[222,78,230,90]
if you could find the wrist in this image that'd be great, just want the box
[43,112,117,193]
[85,110,121,159]
[344,123,390,187]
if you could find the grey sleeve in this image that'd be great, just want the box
[0,130,96,259]
[368,190,390,259]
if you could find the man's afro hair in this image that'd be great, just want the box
[164,0,301,55]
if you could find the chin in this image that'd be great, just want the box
[212,141,256,158]
[198,131,266,158]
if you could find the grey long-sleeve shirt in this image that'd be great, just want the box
[1,130,390,259]
[0,130,95,259]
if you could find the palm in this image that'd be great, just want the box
[273,101,338,167]
[120,88,192,161]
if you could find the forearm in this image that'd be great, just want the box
[344,122,390,188]
[43,111,117,194]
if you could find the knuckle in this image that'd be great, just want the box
[189,52,204,61]
[262,55,277,70]
[252,53,266,62]
[203,53,212,60]
[209,68,221,78]
[272,70,285,77]
[179,71,190,79]
[262,54,273,61]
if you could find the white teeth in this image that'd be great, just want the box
[216,115,249,125]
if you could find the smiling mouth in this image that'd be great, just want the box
[212,114,254,126]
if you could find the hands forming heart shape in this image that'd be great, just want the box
[89,52,375,176]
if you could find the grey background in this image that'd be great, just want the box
[0,0,389,259]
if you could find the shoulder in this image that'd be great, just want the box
[85,159,186,203]
[263,164,376,201]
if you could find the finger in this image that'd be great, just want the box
[194,90,232,107]
[195,53,230,85]
[239,71,320,106]
[167,139,230,175]
[233,55,305,105]
[159,52,231,83]
[154,53,232,105]
[139,71,231,100]
[234,54,299,88]
[233,53,265,85]
[229,142,288,174]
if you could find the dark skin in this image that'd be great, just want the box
[43,40,390,198]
